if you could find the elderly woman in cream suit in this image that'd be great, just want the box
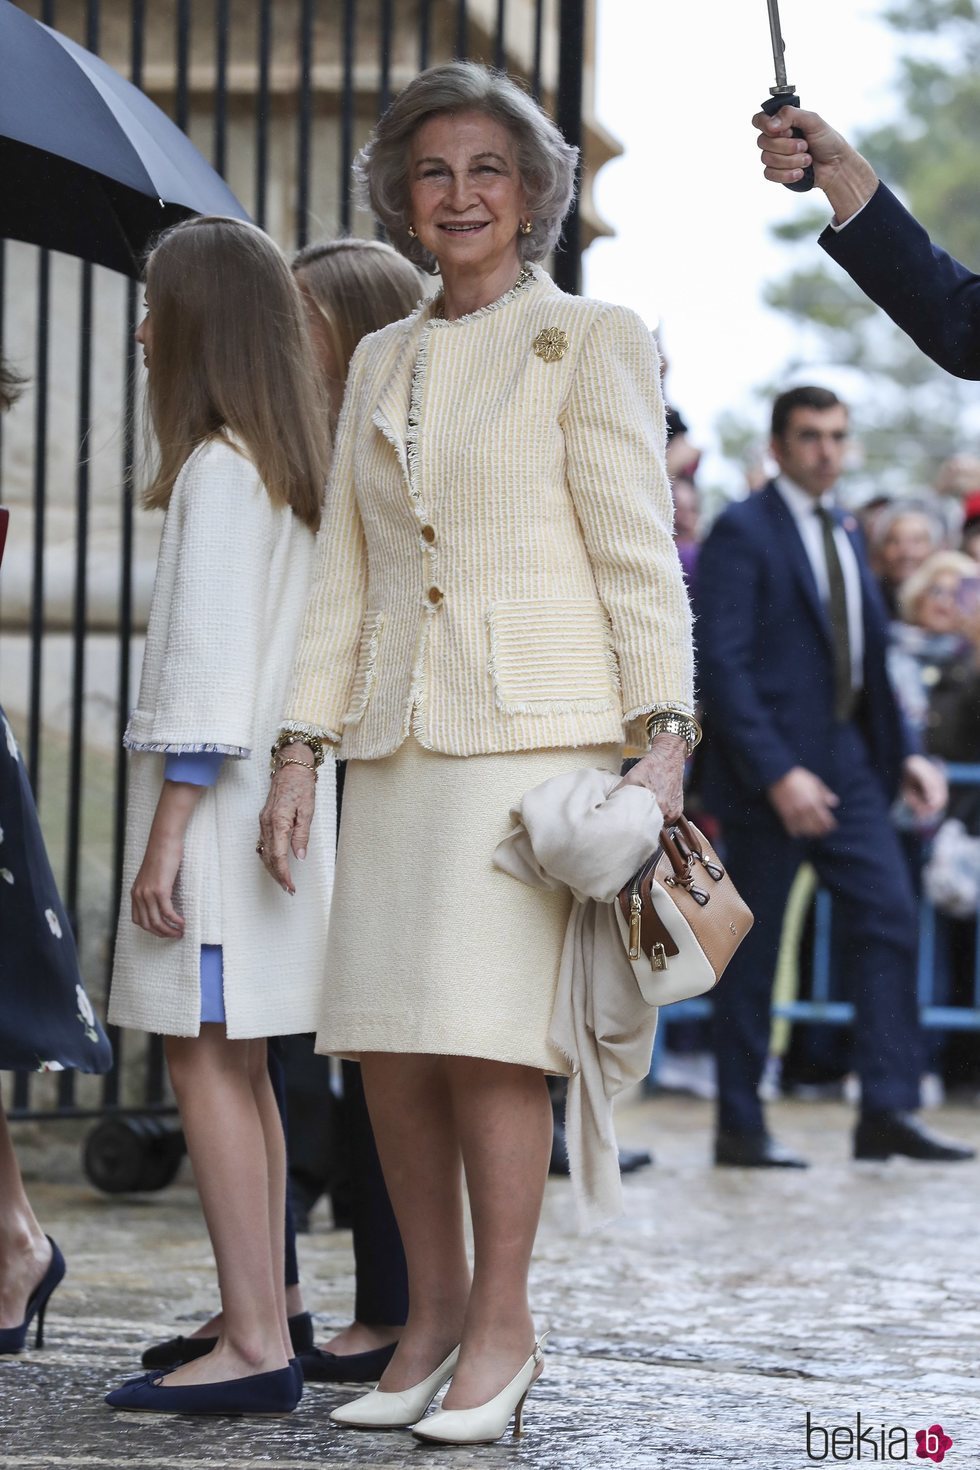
[259,62,695,1446]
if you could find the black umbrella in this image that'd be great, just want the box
[0,0,249,277]
[761,0,814,193]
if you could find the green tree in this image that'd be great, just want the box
[728,0,980,499]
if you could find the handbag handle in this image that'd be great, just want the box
[660,822,693,880]
[662,814,725,887]
[673,814,703,860]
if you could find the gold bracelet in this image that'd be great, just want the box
[645,710,702,756]
[270,730,325,776]
[274,756,318,783]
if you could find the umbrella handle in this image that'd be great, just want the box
[761,93,815,193]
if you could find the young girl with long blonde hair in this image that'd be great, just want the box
[105,216,334,1417]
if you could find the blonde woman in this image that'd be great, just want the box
[260,63,694,1445]
[293,236,424,427]
[106,217,334,1417]
[290,237,422,1383]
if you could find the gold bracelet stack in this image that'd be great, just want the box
[645,709,702,757]
[275,756,318,783]
[269,730,326,778]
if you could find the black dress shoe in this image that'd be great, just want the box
[617,1146,654,1174]
[714,1131,809,1168]
[298,1340,397,1384]
[550,1123,654,1176]
[141,1311,314,1370]
[854,1111,976,1163]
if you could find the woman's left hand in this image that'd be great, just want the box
[616,732,687,822]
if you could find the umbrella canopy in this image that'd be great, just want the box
[0,0,249,277]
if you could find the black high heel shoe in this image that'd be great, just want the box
[0,1237,66,1354]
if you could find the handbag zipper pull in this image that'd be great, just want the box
[628,892,642,960]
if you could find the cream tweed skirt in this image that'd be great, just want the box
[316,736,621,1073]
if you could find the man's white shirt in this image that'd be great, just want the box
[774,475,865,692]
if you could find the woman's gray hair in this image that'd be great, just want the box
[871,499,948,553]
[354,61,579,275]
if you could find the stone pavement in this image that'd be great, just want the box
[1,1093,978,1470]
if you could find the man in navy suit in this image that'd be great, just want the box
[753,105,980,379]
[697,386,974,1167]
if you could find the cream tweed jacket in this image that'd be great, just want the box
[109,437,335,1039]
[284,265,694,756]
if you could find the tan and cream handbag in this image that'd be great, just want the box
[615,816,753,1006]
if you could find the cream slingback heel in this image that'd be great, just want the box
[328,1345,460,1430]
[411,1334,548,1445]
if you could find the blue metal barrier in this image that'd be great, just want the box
[655,762,980,1043]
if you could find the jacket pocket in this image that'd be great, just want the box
[342,610,385,725]
[487,598,619,714]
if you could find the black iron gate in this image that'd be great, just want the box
[0,0,588,1167]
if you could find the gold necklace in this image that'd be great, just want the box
[434,265,533,322]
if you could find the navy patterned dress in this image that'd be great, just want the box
[0,708,111,1074]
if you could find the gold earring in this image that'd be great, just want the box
[520,218,533,236]
[407,223,417,238]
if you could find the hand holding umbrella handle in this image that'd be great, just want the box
[761,94,815,193]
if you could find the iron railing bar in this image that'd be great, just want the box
[102,0,146,1112]
[146,1033,167,1105]
[455,0,467,58]
[494,0,505,69]
[554,0,584,295]
[339,0,356,234]
[379,0,393,115]
[531,0,544,99]
[255,0,272,228]
[174,0,191,132]
[376,0,393,240]
[66,4,101,929]
[25,0,56,798]
[296,0,314,249]
[64,0,99,1116]
[27,250,49,794]
[418,0,431,70]
[214,0,230,175]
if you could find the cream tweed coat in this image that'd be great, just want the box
[109,437,335,1039]
[284,265,694,752]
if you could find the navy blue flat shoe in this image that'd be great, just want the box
[298,1340,397,1383]
[105,1364,300,1416]
[0,1237,66,1354]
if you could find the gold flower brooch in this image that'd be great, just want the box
[532,327,569,362]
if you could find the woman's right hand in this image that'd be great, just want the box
[258,761,317,894]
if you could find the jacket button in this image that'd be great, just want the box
[427,585,444,606]
[421,524,436,545]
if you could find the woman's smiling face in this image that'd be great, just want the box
[408,109,528,279]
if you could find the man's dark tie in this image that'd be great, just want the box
[815,505,855,722]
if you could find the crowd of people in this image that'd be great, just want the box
[0,61,978,1451]
[663,391,980,1128]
